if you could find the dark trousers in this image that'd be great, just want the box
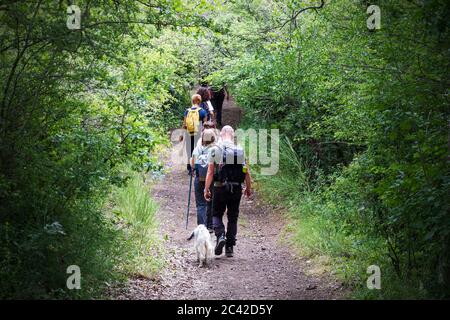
[214,97,224,126]
[194,178,213,228]
[212,185,242,246]
[212,92,225,126]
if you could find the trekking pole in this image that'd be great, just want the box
[185,172,193,229]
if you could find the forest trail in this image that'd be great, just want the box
[115,100,347,300]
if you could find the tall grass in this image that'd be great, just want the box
[252,137,311,207]
[111,169,163,278]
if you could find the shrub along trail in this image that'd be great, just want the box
[115,102,347,300]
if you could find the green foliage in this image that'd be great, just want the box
[0,0,204,298]
[1,0,448,299]
[214,0,450,298]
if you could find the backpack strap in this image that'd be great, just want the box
[186,106,199,115]
[222,145,236,165]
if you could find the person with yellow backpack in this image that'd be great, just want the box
[181,94,208,174]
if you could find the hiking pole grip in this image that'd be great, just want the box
[185,173,193,229]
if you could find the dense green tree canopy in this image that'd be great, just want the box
[0,0,448,299]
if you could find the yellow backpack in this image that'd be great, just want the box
[186,106,200,135]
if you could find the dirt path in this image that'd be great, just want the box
[114,102,347,300]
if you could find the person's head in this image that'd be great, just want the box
[220,125,234,142]
[203,121,216,130]
[192,94,202,106]
[202,129,216,146]
[197,87,211,102]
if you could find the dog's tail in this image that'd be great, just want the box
[187,231,194,241]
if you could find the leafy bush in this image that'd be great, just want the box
[219,0,449,298]
[0,1,200,298]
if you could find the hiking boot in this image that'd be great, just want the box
[225,246,233,258]
[215,234,226,256]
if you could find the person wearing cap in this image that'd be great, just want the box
[191,129,217,229]
[181,94,208,175]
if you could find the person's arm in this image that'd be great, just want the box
[204,163,215,201]
[190,156,195,178]
[191,148,197,168]
[207,100,214,112]
[201,110,208,124]
[207,101,215,121]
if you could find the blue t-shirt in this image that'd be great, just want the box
[184,106,207,122]
[199,102,212,121]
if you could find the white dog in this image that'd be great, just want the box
[187,224,214,267]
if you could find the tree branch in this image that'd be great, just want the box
[262,0,325,33]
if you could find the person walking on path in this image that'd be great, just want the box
[191,129,216,230]
[204,126,252,257]
[197,86,214,122]
[210,84,228,128]
[192,121,220,231]
[181,94,208,174]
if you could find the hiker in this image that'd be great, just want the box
[191,129,216,230]
[210,84,228,128]
[195,121,221,149]
[192,121,220,232]
[204,125,252,257]
[197,86,214,122]
[181,94,208,173]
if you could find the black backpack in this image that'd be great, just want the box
[214,146,246,184]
